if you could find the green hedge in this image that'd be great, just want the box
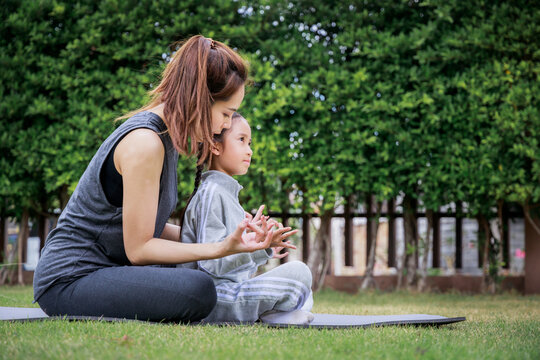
[1,0,538,222]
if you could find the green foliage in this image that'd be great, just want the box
[1,0,538,228]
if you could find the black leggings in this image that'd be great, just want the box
[37,266,217,323]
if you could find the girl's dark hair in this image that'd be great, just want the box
[179,113,244,232]
[118,35,248,166]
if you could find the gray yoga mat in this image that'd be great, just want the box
[0,306,465,328]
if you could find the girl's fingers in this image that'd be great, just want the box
[246,222,264,235]
[263,229,274,247]
[280,229,299,239]
[273,226,292,234]
[261,216,268,235]
[274,251,289,259]
[281,241,297,250]
[252,205,265,223]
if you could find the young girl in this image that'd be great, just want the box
[179,113,314,324]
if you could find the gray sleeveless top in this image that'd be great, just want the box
[33,111,178,301]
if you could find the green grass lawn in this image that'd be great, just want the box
[1,286,539,359]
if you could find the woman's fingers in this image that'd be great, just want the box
[233,219,249,235]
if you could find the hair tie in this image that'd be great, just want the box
[209,39,217,50]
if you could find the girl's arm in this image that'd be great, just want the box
[115,129,273,265]
[160,223,181,241]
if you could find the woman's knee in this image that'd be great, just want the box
[188,270,217,318]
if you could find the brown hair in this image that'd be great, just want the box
[119,35,248,165]
[179,113,245,230]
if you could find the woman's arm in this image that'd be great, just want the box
[115,129,279,265]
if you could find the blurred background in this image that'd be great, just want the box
[1,0,539,294]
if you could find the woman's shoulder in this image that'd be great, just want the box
[118,129,164,158]
[114,129,165,177]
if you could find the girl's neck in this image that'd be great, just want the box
[209,163,233,177]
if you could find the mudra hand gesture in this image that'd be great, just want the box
[241,205,298,258]
[222,205,297,256]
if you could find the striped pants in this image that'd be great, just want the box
[203,261,313,323]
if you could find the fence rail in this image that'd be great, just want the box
[267,206,524,271]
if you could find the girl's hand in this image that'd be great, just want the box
[222,216,273,255]
[244,205,265,228]
[267,225,298,249]
[264,220,298,249]
[272,246,289,259]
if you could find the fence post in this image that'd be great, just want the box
[366,195,373,267]
[432,211,440,268]
[502,204,510,269]
[344,195,353,266]
[525,213,540,294]
[455,202,463,269]
[302,214,310,263]
[0,217,5,264]
[387,199,396,268]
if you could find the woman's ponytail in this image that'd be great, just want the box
[179,147,205,233]
[119,35,248,167]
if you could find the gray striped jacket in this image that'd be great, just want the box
[178,170,272,283]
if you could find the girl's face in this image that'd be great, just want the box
[210,86,245,135]
[210,118,253,176]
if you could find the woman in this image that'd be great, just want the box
[33,35,290,322]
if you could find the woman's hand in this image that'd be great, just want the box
[221,216,271,256]
[222,215,297,256]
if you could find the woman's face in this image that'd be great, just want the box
[210,86,245,135]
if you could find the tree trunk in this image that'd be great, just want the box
[59,184,69,210]
[478,214,496,294]
[523,200,540,236]
[52,185,70,229]
[0,216,5,264]
[496,200,505,269]
[17,209,30,285]
[307,210,333,292]
[361,196,382,290]
[38,213,50,254]
[400,194,418,289]
[417,209,434,292]
[0,216,15,285]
